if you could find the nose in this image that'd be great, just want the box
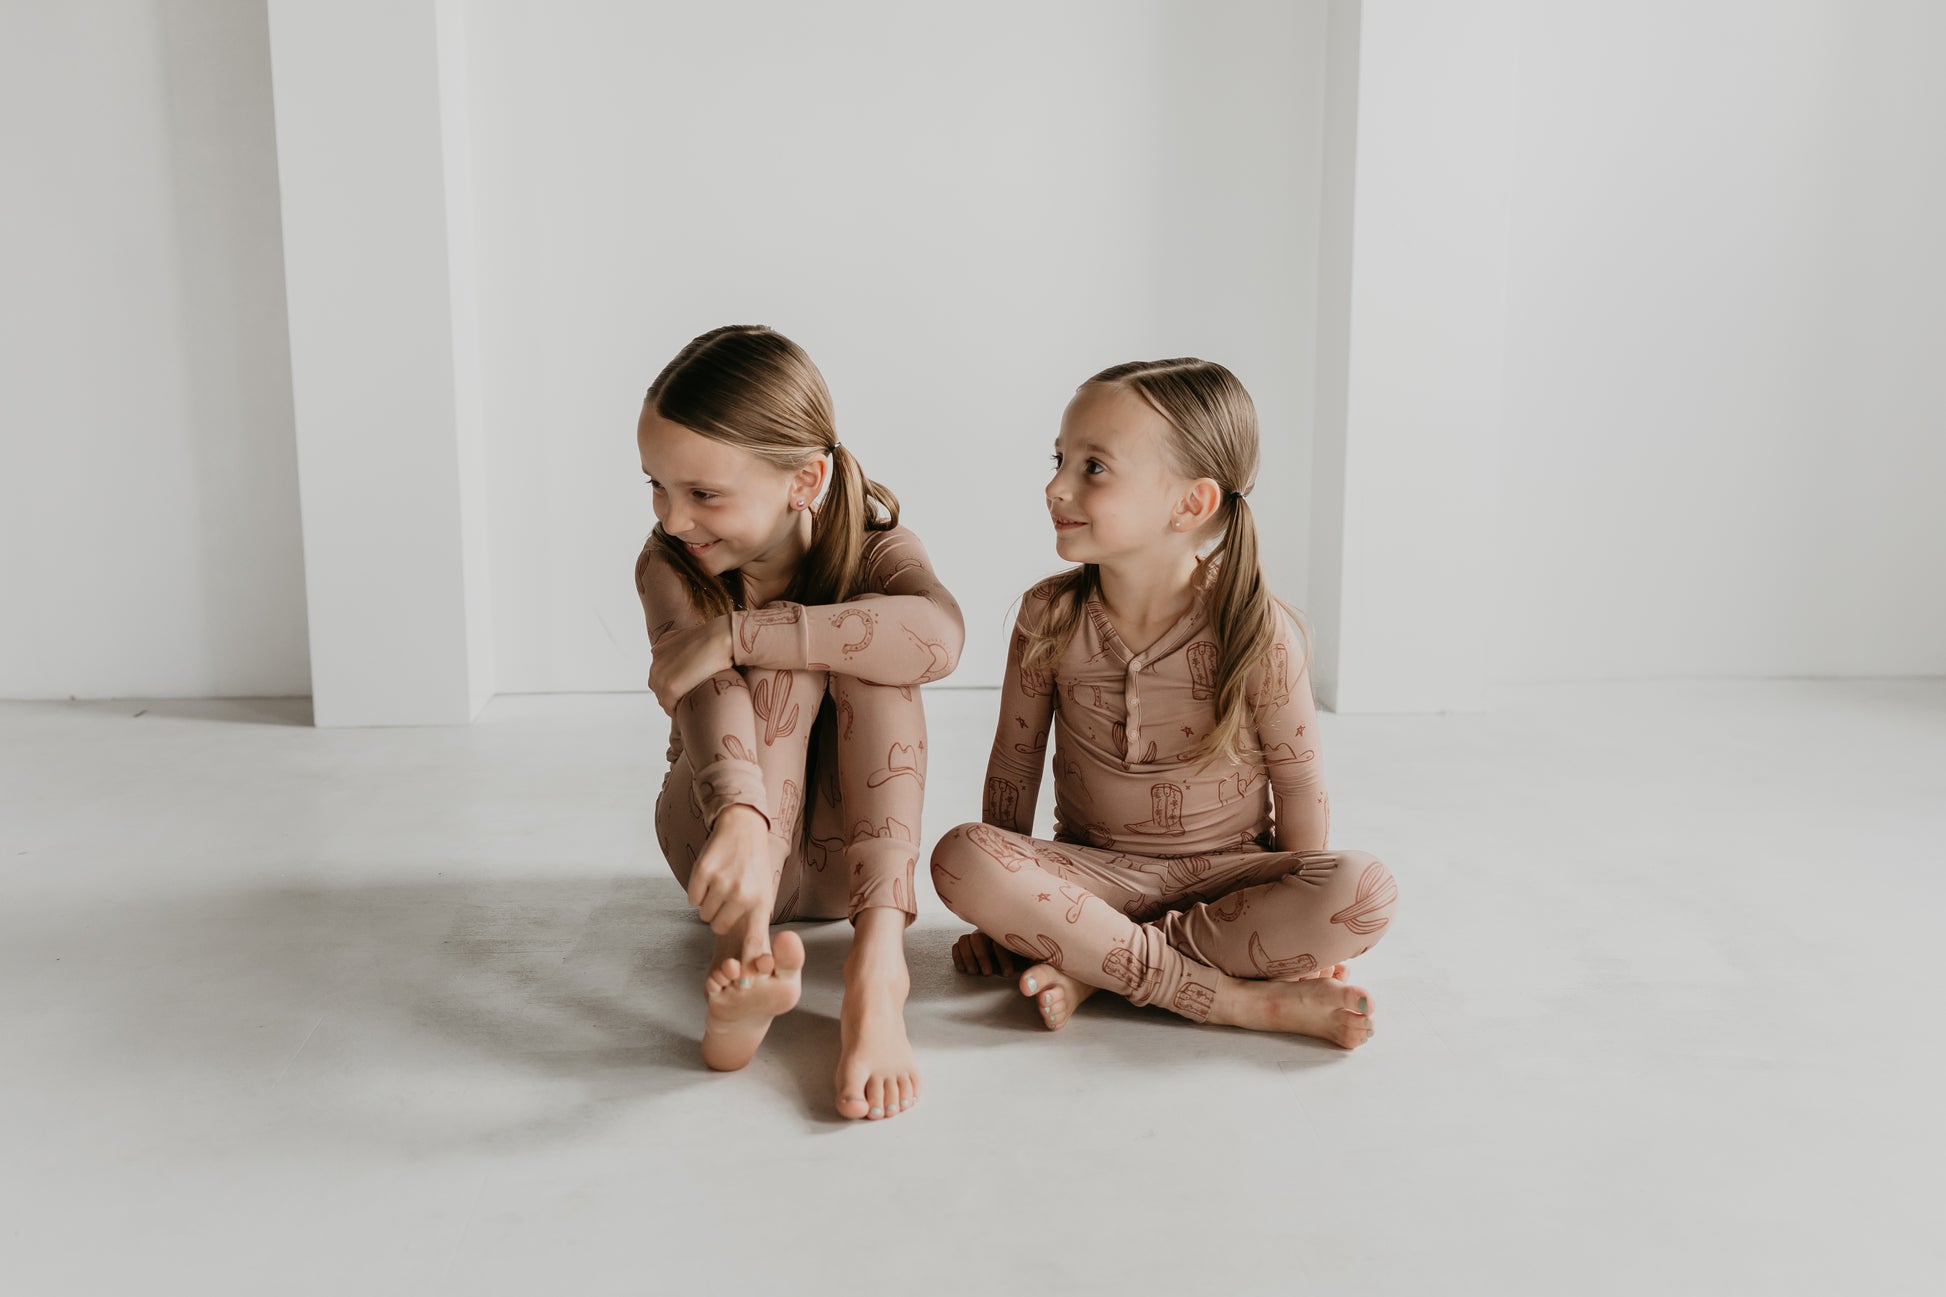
[661,498,691,537]
[1045,469,1068,505]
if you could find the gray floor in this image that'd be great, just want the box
[3,682,1942,1295]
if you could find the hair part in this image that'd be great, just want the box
[636,325,898,616]
[1022,357,1307,766]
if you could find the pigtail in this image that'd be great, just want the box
[793,444,900,606]
[1194,497,1279,765]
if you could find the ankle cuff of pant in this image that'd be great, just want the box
[845,845,919,924]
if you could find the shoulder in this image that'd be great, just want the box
[858,524,937,591]
[1245,601,1313,704]
[634,535,691,614]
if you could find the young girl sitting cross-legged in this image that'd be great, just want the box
[635,325,963,1118]
[930,357,1399,1048]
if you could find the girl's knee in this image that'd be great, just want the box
[1322,850,1400,944]
[930,822,979,881]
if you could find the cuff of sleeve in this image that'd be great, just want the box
[728,604,809,669]
[693,757,769,832]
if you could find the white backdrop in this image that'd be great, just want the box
[464,0,1328,692]
[1493,0,1946,679]
[0,1,308,699]
[5,1,1943,703]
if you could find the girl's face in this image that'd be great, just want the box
[1045,383,1195,565]
[637,408,818,578]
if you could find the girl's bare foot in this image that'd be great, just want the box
[949,930,1016,977]
[836,910,919,1121]
[1209,972,1377,1049]
[1018,963,1097,1030]
[701,929,803,1072]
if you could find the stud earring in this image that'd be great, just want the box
[792,500,808,510]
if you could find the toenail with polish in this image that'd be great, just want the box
[901,1099,912,1108]
[738,977,751,989]
[1357,996,1368,1013]
[1025,977,1038,992]
[869,1107,883,1116]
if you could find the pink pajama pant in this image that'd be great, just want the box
[929,824,1399,1022]
[656,667,926,925]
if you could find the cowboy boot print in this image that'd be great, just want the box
[965,823,1036,872]
[1186,640,1219,701]
[737,603,802,656]
[1126,782,1186,837]
[984,776,1019,825]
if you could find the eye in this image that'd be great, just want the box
[1050,452,1063,468]
[691,490,716,503]
[645,478,663,492]
[1085,458,1105,475]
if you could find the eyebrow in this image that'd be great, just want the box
[641,467,730,492]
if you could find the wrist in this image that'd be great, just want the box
[715,803,767,833]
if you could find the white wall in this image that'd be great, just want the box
[1492,0,1946,681]
[0,1,308,700]
[463,0,1328,692]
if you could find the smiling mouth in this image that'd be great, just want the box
[682,539,720,554]
[1051,517,1086,531]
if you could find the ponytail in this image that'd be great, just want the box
[793,443,900,606]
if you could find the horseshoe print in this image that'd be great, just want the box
[829,607,877,655]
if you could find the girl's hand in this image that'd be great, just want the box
[688,805,778,961]
[648,617,734,714]
[949,931,1017,977]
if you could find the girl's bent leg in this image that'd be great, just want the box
[828,674,926,1119]
[1158,849,1401,980]
[930,828,1388,1047]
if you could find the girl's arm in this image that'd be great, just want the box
[729,527,966,686]
[980,604,1057,834]
[637,543,769,830]
[1256,613,1330,853]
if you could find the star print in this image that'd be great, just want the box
[1016,716,1027,727]
[1036,892,1052,902]
[1181,725,1194,736]
[1296,724,1306,736]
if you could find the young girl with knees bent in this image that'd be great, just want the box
[931,358,1399,1048]
[635,325,963,1118]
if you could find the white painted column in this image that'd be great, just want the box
[1310,0,1515,713]
[267,0,492,726]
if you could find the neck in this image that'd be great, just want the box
[739,509,816,604]
[1095,546,1201,635]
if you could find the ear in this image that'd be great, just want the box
[789,455,829,509]
[1172,478,1225,533]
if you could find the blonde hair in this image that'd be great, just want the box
[1023,357,1303,765]
[634,325,898,617]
